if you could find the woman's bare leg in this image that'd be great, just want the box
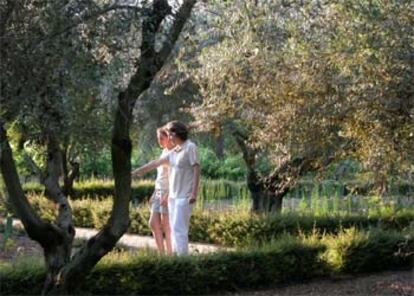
[161,213,172,254]
[149,212,165,254]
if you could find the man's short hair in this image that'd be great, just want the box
[165,121,188,141]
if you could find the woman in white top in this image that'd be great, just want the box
[146,128,174,254]
[132,121,200,255]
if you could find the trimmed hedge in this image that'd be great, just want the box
[0,259,45,295]
[289,179,414,197]
[13,193,414,247]
[1,229,412,295]
[87,242,324,295]
[22,180,155,202]
[323,228,414,273]
[21,179,248,202]
[205,211,414,246]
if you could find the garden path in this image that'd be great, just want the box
[1,218,229,255]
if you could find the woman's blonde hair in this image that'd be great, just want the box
[157,127,168,138]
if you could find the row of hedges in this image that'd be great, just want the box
[1,228,412,295]
[18,194,414,246]
[288,179,414,197]
[21,178,249,202]
[22,180,155,201]
[20,179,414,208]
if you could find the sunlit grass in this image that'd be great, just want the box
[0,256,44,273]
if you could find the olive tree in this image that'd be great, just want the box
[182,0,413,211]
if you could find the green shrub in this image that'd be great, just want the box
[0,257,45,295]
[18,192,414,247]
[23,179,155,202]
[202,211,414,247]
[199,148,246,180]
[0,238,324,295]
[22,179,248,204]
[323,228,414,273]
[288,179,414,199]
[1,228,412,295]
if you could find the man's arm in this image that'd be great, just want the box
[131,158,168,177]
[189,164,200,204]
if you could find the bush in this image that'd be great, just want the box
[288,179,414,199]
[323,228,414,273]
[199,147,246,180]
[18,192,414,247]
[0,238,325,295]
[0,258,45,295]
[203,211,414,247]
[1,228,412,295]
[23,179,155,202]
[22,178,248,203]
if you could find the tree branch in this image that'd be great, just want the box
[229,125,256,167]
[157,0,198,67]
[43,134,74,233]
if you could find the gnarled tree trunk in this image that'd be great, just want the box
[232,126,311,214]
[247,168,284,213]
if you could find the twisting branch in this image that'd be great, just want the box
[157,0,198,67]
[27,3,145,52]
[0,122,59,245]
[43,134,74,233]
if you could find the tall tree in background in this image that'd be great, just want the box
[182,0,413,211]
[0,0,198,294]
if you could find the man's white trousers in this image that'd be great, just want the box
[168,198,193,255]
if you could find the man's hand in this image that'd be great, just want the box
[188,195,197,204]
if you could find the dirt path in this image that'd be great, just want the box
[0,218,228,256]
[222,270,413,296]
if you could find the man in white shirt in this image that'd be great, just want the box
[132,121,200,255]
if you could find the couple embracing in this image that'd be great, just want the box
[132,121,200,256]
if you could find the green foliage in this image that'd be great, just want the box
[322,228,414,273]
[288,178,414,198]
[22,178,249,204]
[79,148,113,177]
[184,0,414,189]
[198,147,223,179]
[199,147,246,180]
[1,216,14,251]
[19,192,414,247]
[1,228,412,295]
[198,178,248,202]
[23,179,155,202]
[0,238,325,295]
[0,257,45,295]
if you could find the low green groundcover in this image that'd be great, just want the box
[1,228,412,295]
